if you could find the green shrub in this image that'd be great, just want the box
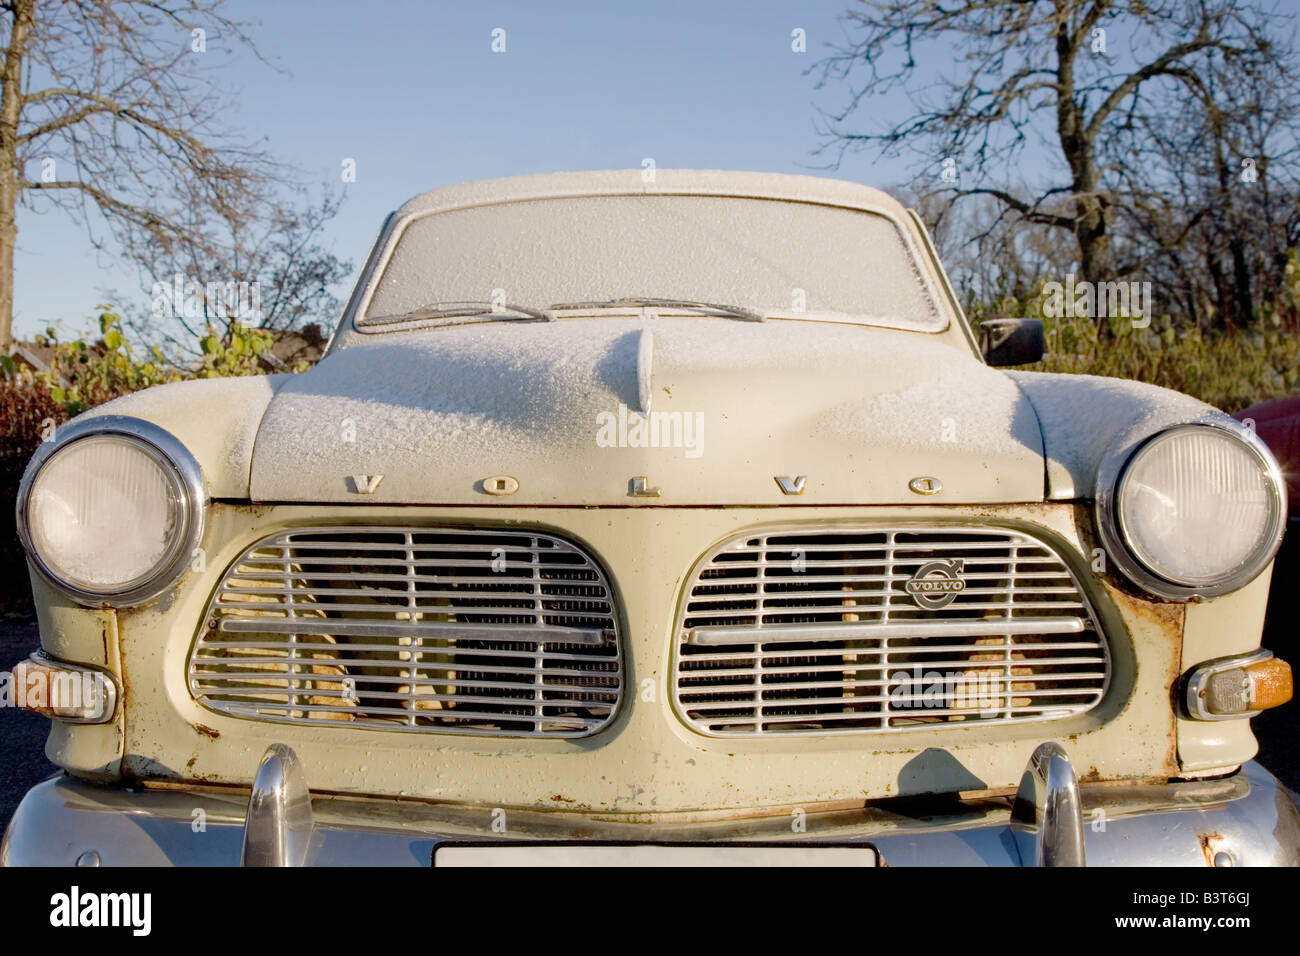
[1033,315,1300,413]
[0,310,282,416]
[0,378,66,617]
[969,286,1300,413]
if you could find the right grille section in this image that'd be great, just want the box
[674,527,1108,737]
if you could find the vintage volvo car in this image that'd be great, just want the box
[4,170,1298,867]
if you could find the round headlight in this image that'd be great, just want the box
[17,417,205,606]
[1106,423,1285,598]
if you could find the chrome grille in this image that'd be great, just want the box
[674,527,1108,736]
[189,527,621,737]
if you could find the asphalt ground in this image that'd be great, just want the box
[2,616,1297,841]
[0,618,56,833]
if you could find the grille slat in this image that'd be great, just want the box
[188,526,622,737]
[683,602,1088,622]
[674,526,1109,737]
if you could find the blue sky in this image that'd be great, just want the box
[18,0,919,340]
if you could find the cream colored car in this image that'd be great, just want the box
[4,170,1297,867]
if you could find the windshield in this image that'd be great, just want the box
[363,195,947,332]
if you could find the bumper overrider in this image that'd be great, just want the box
[4,743,1299,866]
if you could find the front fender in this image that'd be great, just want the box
[81,375,293,498]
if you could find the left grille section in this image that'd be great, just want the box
[189,527,621,737]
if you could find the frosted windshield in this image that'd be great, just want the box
[365,195,946,331]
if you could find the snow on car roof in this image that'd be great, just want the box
[392,169,910,220]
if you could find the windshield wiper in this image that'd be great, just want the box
[359,296,768,332]
[547,297,766,322]
[358,300,555,329]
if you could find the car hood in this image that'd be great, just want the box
[248,317,1048,505]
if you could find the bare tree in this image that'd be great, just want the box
[1111,37,1300,329]
[0,0,340,348]
[121,187,351,359]
[898,187,1073,316]
[813,0,1300,290]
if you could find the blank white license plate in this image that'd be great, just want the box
[433,842,879,867]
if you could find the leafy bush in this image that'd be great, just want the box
[968,282,1300,413]
[0,310,281,416]
[1033,316,1300,413]
[0,379,65,616]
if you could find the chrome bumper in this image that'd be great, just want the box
[4,750,1299,867]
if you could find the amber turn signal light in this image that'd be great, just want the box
[1185,650,1292,720]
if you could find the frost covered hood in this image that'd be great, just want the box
[249,317,1047,505]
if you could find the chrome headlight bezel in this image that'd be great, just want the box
[15,415,207,607]
[1096,419,1287,601]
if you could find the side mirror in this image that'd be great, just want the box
[980,318,1044,367]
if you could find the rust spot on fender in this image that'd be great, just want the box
[963,502,1062,521]
[1198,832,1224,866]
[1107,587,1184,633]
[195,723,220,739]
[213,501,276,519]
[550,794,576,804]
[1098,580,1184,775]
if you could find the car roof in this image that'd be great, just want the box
[393,169,910,220]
